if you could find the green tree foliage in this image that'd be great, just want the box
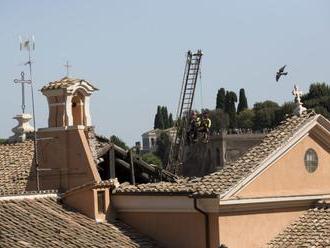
[155,132,171,166]
[161,106,169,129]
[208,109,230,132]
[253,101,280,130]
[0,139,6,144]
[237,88,248,113]
[154,106,174,129]
[224,91,238,128]
[142,152,162,166]
[216,88,226,109]
[274,102,296,125]
[303,82,330,99]
[301,82,330,119]
[237,109,255,129]
[154,106,164,129]
[168,113,174,127]
[110,135,129,150]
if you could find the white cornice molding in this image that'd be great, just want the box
[221,115,321,200]
[219,194,330,213]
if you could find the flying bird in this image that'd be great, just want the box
[276,65,288,82]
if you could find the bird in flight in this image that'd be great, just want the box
[276,65,288,82]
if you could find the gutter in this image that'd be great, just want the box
[194,198,210,248]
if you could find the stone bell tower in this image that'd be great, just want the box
[37,77,101,192]
[41,77,98,128]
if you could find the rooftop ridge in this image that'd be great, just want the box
[0,190,58,201]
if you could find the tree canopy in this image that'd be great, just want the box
[154,106,174,129]
[155,132,171,166]
[216,88,226,109]
[237,88,248,113]
[301,82,330,119]
[110,135,129,150]
[224,91,238,128]
[142,152,162,166]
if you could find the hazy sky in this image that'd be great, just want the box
[0,0,329,145]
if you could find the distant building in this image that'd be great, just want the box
[142,127,176,153]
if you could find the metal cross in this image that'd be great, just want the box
[292,84,303,104]
[14,71,32,113]
[64,60,72,77]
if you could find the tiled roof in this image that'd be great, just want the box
[116,110,318,196]
[267,204,330,247]
[41,77,98,91]
[0,197,159,247]
[0,141,34,196]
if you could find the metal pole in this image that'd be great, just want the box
[27,42,39,191]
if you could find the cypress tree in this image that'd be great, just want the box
[237,88,248,113]
[168,113,174,127]
[153,110,159,129]
[216,88,226,109]
[162,106,169,129]
[154,106,165,129]
[224,91,238,128]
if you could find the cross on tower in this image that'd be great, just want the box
[292,84,306,116]
[64,60,72,77]
[292,84,303,104]
[14,71,32,114]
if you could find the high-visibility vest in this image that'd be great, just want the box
[202,118,211,128]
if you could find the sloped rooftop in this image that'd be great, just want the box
[267,203,330,247]
[0,140,34,196]
[116,110,319,196]
[0,196,158,248]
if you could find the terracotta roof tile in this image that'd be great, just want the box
[267,205,330,247]
[0,141,34,196]
[116,110,318,196]
[41,77,98,91]
[0,197,159,247]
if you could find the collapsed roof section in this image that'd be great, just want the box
[91,134,177,184]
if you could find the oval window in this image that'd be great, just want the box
[304,149,318,173]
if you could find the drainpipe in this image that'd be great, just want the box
[194,198,210,248]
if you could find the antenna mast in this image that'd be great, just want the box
[19,35,40,191]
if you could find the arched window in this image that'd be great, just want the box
[71,92,85,125]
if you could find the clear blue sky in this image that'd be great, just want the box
[0,0,329,145]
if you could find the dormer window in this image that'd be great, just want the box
[304,149,318,173]
[97,191,106,214]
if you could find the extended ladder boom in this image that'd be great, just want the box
[166,50,203,174]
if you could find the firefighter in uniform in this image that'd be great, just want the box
[199,111,211,142]
[187,111,200,143]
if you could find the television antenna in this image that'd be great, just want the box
[19,35,40,191]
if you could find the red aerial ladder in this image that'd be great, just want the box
[166,50,203,175]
